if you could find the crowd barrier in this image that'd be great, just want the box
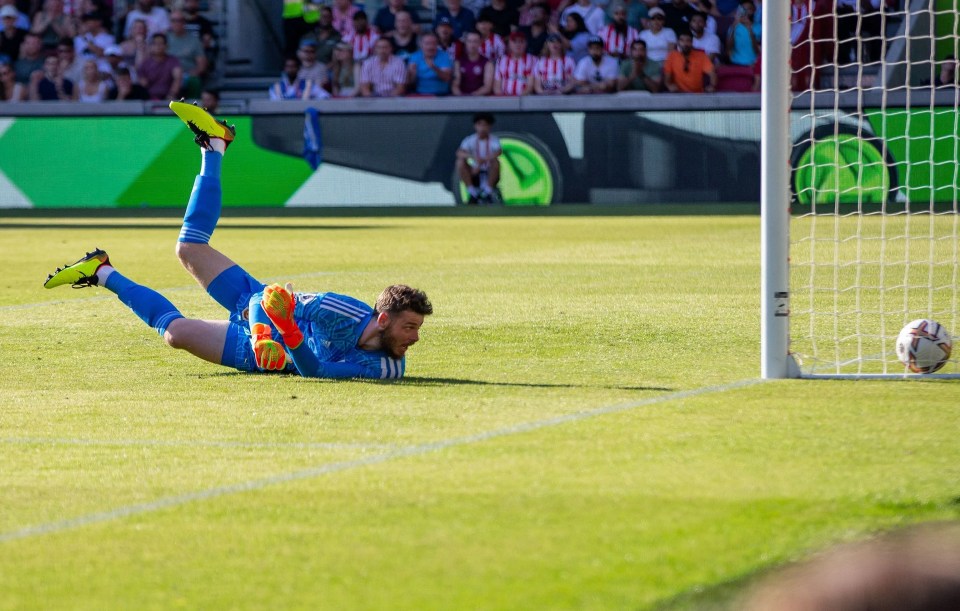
[0,91,956,208]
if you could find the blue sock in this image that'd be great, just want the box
[178,151,222,244]
[104,271,184,337]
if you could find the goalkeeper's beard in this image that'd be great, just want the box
[380,326,410,359]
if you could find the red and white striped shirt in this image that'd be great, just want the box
[479,33,506,62]
[345,29,379,61]
[535,56,575,91]
[495,53,537,96]
[360,54,407,96]
[599,24,640,59]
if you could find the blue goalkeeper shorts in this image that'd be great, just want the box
[207,265,265,372]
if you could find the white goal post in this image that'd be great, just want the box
[761,0,960,379]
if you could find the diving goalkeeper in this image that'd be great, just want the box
[43,102,432,379]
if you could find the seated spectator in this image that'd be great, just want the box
[435,0,476,40]
[120,19,150,69]
[374,0,421,37]
[560,12,591,63]
[452,30,493,95]
[296,40,328,86]
[726,0,760,67]
[663,30,715,92]
[494,31,535,96]
[406,32,453,95]
[167,10,208,98]
[331,0,359,37]
[0,1,29,32]
[387,10,418,62]
[329,41,359,96]
[598,2,639,60]
[476,15,505,61]
[0,60,25,101]
[56,39,84,86]
[478,0,520,38]
[1,5,26,64]
[305,6,341,65]
[74,13,114,73]
[270,56,329,99]
[534,33,575,94]
[31,0,75,53]
[106,65,149,99]
[103,45,135,81]
[689,11,720,62]
[560,0,605,35]
[617,38,661,92]
[456,112,502,204]
[691,0,720,35]
[345,11,379,62]
[29,54,75,100]
[518,3,550,57]
[638,7,676,63]
[360,37,407,96]
[124,0,170,39]
[608,0,647,31]
[13,32,44,83]
[182,0,217,62]
[660,0,697,34]
[137,33,181,100]
[573,35,617,93]
[76,57,109,101]
[200,88,219,112]
[435,17,462,61]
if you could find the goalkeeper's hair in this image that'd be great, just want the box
[376,285,433,316]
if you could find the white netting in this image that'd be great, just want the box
[788,0,960,375]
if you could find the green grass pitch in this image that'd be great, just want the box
[1,212,958,610]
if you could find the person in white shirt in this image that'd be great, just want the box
[573,35,618,93]
[637,7,676,63]
[689,11,719,62]
[560,0,606,35]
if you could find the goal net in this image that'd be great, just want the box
[762,0,960,378]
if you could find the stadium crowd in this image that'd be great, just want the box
[0,0,922,103]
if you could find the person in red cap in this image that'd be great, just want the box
[494,31,536,95]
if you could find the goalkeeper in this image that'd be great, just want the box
[43,102,432,379]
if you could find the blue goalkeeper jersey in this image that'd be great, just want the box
[251,291,405,379]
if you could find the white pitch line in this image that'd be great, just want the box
[0,437,395,451]
[0,378,763,544]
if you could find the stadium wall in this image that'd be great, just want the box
[0,92,957,208]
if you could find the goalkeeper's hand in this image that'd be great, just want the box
[250,322,287,370]
[261,283,304,349]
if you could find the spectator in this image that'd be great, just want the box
[494,31,535,95]
[452,30,492,95]
[478,0,520,38]
[726,0,759,67]
[123,0,170,39]
[270,56,328,99]
[167,10,207,98]
[660,0,697,34]
[13,31,44,83]
[435,17,461,61]
[476,15,505,61]
[31,0,76,52]
[690,0,719,35]
[406,32,453,95]
[329,40,359,96]
[103,44,135,81]
[663,29,715,92]
[435,0,476,40]
[106,65,148,99]
[560,0,605,35]
[573,35,617,93]
[56,39,84,85]
[345,11,378,61]
[199,88,219,113]
[518,2,549,57]
[598,1,639,60]
[76,57,109,101]
[387,10,418,62]
[456,112,502,204]
[296,40,328,86]
[359,36,406,96]
[137,32,181,100]
[306,6,341,65]
[0,0,28,32]
[331,0,359,37]
[638,7,676,62]
[29,53,75,100]
[1,5,26,64]
[181,0,216,60]
[374,0,420,38]
[74,12,114,72]
[119,18,149,69]
[559,12,591,63]
[0,60,25,100]
[533,32,575,94]
[283,0,310,57]
[617,39,661,91]
[608,0,647,31]
[689,11,719,62]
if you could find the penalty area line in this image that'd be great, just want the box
[0,378,763,545]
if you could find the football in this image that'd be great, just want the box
[895,319,953,373]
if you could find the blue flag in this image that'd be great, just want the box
[303,107,323,170]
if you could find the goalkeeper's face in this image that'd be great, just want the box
[380,310,425,358]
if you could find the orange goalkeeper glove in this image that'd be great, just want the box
[261,283,304,349]
[251,322,287,370]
